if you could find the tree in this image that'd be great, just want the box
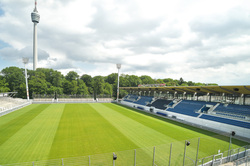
[80,74,92,87]
[36,68,54,84]
[140,75,155,84]
[128,75,141,87]
[80,74,93,94]
[178,77,185,86]
[105,73,118,84]
[0,66,219,98]
[187,81,195,86]
[0,76,10,92]
[103,82,113,96]
[93,76,104,95]
[65,71,79,81]
[163,78,178,86]
[194,82,205,86]
[77,79,89,95]
[63,80,78,95]
[36,68,64,93]
[155,79,164,84]
[1,67,25,92]
[18,83,27,99]
[119,74,130,87]
[47,85,63,95]
[70,80,78,95]
[29,71,48,95]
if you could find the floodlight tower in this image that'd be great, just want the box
[116,64,121,101]
[31,0,40,70]
[23,58,30,101]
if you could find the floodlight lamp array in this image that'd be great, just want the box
[116,64,121,69]
[22,57,29,64]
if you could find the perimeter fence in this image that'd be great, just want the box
[1,136,249,166]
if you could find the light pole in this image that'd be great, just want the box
[116,64,121,101]
[23,58,30,101]
[183,140,190,166]
[228,131,236,162]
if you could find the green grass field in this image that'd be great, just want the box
[0,103,247,165]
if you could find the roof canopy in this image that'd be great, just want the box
[120,85,250,96]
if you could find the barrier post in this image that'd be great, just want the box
[183,141,187,166]
[169,143,172,166]
[152,146,156,166]
[134,149,136,166]
[195,138,200,166]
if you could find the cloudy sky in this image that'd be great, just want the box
[0,0,250,85]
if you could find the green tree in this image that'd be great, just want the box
[0,76,10,92]
[140,75,155,84]
[207,83,218,86]
[81,74,93,94]
[178,77,185,85]
[93,76,104,95]
[103,82,113,96]
[63,80,78,95]
[194,82,205,86]
[163,78,178,86]
[77,79,89,95]
[63,80,71,94]
[71,80,78,95]
[51,71,64,87]
[105,73,118,85]
[29,71,48,95]
[187,81,195,86]
[36,68,54,84]
[65,71,79,81]
[128,75,141,87]
[155,79,164,84]
[119,74,130,87]
[1,67,25,92]
[18,83,27,99]
[47,85,63,95]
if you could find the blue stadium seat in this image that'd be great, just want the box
[156,112,167,116]
[214,104,250,116]
[200,114,250,129]
[147,99,172,110]
[166,100,204,117]
[134,96,154,106]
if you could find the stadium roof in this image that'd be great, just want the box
[120,85,250,96]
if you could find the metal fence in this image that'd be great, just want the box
[1,138,249,166]
[233,155,250,166]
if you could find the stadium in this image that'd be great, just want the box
[0,84,250,166]
[0,0,249,165]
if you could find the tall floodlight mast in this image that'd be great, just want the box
[116,64,121,101]
[31,0,40,70]
[23,58,30,101]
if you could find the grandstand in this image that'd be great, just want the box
[0,93,31,117]
[120,85,250,141]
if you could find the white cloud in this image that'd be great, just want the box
[0,0,250,85]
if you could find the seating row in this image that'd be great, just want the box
[214,104,250,116]
[200,114,250,129]
[122,95,250,129]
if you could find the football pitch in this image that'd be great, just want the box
[0,103,247,165]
